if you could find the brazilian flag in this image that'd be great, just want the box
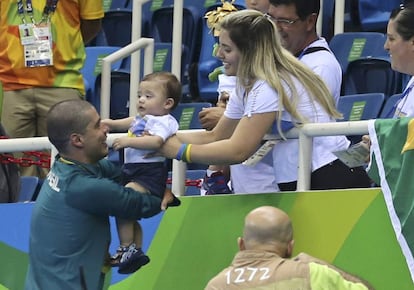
[368,117,414,283]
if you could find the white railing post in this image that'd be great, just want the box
[172,0,183,81]
[317,0,323,36]
[172,160,187,196]
[334,0,345,34]
[100,38,154,119]
[297,132,313,191]
[129,0,153,116]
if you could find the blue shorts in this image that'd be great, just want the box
[121,162,167,199]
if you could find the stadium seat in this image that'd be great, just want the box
[94,70,131,119]
[329,32,386,73]
[337,93,385,121]
[342,56,402,97]
[102,9,133,47]
[171,102,212,130]
[18,176,40,202]
[379,93,402,118]
[150,5,202,87]
[107,0,128,11]
[337,92,385,144]
[357,0,400,32]
[82,46,122,104]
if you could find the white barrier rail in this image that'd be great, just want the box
[100,38,154,119]
[0,121,369,194]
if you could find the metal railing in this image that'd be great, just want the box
[0,121,370,194]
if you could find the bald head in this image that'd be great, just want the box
[241,206,293,254]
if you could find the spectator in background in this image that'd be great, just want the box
[382,3,414,118]
[360,3,414,154]
[0,1,103,177]
[25,99,162,290]
[160,10,371,191]
[205,206,373,289]
[267,0,342,104]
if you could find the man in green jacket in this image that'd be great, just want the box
[25,99,162,290]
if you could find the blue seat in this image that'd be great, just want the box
[150,5,202,86]
[106,0,128,11]
[171,102,212,130]
[102,9,133,47]
[147,0,174,11]
[18,176,40,202]
[379,93,402,118]
[337,92,385,144]
[342,56,402,97]
[329,32,386,73]
[358,0,400,31]
[337,93,385,121]
[82,46,122,105]
[95,70,130,120]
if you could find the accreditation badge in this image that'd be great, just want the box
[24,23,53,67]
[19,23,35,45]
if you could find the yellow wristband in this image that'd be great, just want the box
[184,144,192,163]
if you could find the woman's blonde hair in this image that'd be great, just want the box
[219,10,342,131]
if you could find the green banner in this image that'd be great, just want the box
[1,189,412,289]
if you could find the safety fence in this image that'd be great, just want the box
[0,120,370,194]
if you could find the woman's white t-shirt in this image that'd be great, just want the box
[224,79,350,183]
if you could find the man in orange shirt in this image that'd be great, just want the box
[0,1,103,177]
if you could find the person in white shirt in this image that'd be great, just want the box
[160,10,371,191]
[200,0,344,194]
[267,0,342,104]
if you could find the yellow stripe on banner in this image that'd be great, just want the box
[402,119,414,153]
[290,189,379,262]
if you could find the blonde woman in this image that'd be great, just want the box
[161,10,371,191]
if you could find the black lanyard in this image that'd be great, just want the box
[17,0,58,23]
[387,84,414,118]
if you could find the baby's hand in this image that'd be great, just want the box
[112,137,128,151]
